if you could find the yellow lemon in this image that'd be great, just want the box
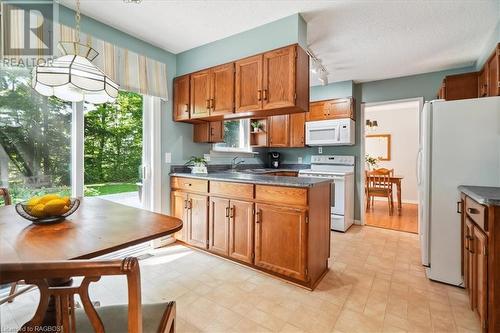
[26,197,41,211]
[60,205,70,214]
[61,196,71,206]
[39,194,61,204]
[30,204,46,218]
[43,199,67,216]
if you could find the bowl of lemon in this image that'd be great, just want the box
[15,194,80,225]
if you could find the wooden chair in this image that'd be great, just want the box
[0,257,176,333]
[0,187,12,205]
[371,168,394,177]
[365,170,394,215]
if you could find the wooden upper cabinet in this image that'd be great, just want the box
[229,200,254,264]
[307,98,354,122]
[268,115,289,147]
[328,98,354,119]
[193,121,224,143]
[254,203,307,281]
[186,193,208,249]
[289,112,305,147]
[235,55,263,113]
[211,63,235,116]
[190,70,211,119]
[173,75,190,121]
[478,67,488,97]
[487,46,499,97]
[209,197,230,256]
[443,72,478,101]
[262,45,296,110]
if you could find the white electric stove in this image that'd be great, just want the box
[298,155,355,232]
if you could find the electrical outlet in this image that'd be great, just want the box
[164,152,171,163]
[203,154,211,162]
[318,147,323,154]
[298,157,303,164]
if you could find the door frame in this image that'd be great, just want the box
[359,97,424,227]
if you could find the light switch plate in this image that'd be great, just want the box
[203,154,211,162]
[298,157,303,164]
[318,147,323,154]
[164,152,171,163]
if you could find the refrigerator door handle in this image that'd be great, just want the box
[416,149,423,185]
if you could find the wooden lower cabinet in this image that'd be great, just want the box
[254,203,307,281]
[460,192,500,332]
[171,177,330,290]
[228,200,254,263]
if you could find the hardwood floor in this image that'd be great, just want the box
[366,200,418,234]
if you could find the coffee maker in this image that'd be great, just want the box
[268,152,281,169]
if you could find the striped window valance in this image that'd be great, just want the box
[58,25,168,100]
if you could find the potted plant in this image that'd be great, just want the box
[365,154,379,170]
[185,156,208,174]
[251,121,264,133]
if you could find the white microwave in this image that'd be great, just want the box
[305,118,355,146]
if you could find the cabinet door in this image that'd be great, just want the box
[327,98,354,119]
[254,203,307,281]
[307,101,327,121]
[235,55,262,113]
[211,63,234,116]
[262,45,296,110]
[268,115,289,147]
[171,191,188,242]
[473,227,488,329]
[187,194,208,249]
[478,67,488,97]
[208,197,230,256]
[229,200,254,264]
[190,70,211,119]
[209,121,224,143]
[289,113,305,147]
[465,218,475,309]
[487,49,499,97]
[173,75,190,121]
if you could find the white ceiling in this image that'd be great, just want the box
[59,0,499,85]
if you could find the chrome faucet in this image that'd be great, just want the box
[231,156,245,170]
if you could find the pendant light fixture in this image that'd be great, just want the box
[31,0,119,104]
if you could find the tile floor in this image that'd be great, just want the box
[1,225,479,333]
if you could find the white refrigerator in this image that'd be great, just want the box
[418,97,500,286]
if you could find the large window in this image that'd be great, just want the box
[213,119,251,152]
[0,66,72,204]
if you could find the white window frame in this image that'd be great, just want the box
[212,119,253,153]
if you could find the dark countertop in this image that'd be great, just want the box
[458,185,500,206]
[170,171,332,188]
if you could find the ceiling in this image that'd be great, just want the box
[59,0,499,85]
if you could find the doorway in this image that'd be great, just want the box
[361,98,422,233]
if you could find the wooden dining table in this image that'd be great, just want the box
[0,197,182,326]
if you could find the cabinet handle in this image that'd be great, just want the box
[184,103,189,112]
[188,199,192,210]
[230,206,235,219]
[210,98,215,110]
[184,199,188,209]
[206,99,210,109]
[225,206,230,218]
[255,209,261,223]
[468,237,474,253]
[257,90,262,101]
[467,208,479,215]
[263,89,268,100]
[210,127,214,137]
[456,201,462,214]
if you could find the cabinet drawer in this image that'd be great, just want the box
[255,185,307,206]
[210,181,254,199]
[171,177,208,193]
[465,196,487,231]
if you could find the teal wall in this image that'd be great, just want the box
[476,21,500,70]
[176,14,307,76]
[310,80,354,101]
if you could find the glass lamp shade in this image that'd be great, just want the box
[32,53,119,104]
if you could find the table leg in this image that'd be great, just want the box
[42,277,73,329]
[397,180,402,211]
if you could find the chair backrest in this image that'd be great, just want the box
[0,188,12,205]
[371,168,394,176]
[0,257,142,333]
[366,171,392,190]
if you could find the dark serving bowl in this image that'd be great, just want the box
[15,198,80,225]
